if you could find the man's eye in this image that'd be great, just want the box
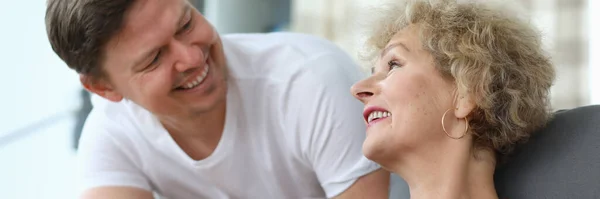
[182,20,192,30]
[178,18,193,34]
[141,51,161,72]
[150,51,161,65]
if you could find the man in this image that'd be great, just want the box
[45,0,390,198]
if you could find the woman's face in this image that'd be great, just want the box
[351,25,472,166]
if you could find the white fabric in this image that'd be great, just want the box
[78,32,379,199]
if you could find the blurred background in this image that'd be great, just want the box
[0,0,597,198]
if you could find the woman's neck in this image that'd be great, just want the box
[389,142,498,199]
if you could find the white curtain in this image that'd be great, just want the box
[589,0,600,104]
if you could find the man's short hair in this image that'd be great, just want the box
[45,0,135,78]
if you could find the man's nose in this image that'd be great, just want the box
[171,40,204,72]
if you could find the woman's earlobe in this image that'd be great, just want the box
[455,95,475,119]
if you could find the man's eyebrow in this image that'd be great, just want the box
[380,42,410,58]
[177,4,191,28]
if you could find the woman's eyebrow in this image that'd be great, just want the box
[380,42,410,58]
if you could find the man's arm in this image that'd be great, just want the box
[333,169,390,199]
[81,187,154,199]
[76,106,154,199]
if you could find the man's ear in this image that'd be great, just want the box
[454,92,476,119]
[80,74,123,102]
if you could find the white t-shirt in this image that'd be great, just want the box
[77,32,379,199]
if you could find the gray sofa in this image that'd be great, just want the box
[495,105,600,198]
[390,105,600,199]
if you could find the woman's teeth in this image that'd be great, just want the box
[368,111,391,123]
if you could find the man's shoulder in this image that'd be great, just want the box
[222,32,342,55]
[82,95,151,138]
[222,32,363,85]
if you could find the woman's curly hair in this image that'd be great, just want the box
[360,0,556,156]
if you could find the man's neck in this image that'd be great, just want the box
[390,141,498,199]
[159,100,227,160]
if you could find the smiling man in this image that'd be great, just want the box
[45,0,389,198]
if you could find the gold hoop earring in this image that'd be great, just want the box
[441,108,469,139]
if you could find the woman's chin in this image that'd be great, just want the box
[362,134,410,171]
[362,136,388,163]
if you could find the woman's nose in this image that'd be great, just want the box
[351,78,376,103]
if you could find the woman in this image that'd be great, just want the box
[351,0,556,198]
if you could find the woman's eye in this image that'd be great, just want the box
[387,60,403,74]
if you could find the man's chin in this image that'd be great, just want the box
[188,92,227,115]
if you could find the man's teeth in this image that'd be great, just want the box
[368,111,391,123]
[182,65,209,89]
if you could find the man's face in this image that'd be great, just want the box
[90,0,228,118]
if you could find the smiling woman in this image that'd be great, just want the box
[351,0,556,198]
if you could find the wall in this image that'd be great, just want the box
[0,1,81,139]
[0,1,81,198]
[204,0,290,34]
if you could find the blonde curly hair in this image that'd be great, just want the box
[360,0,556,156]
